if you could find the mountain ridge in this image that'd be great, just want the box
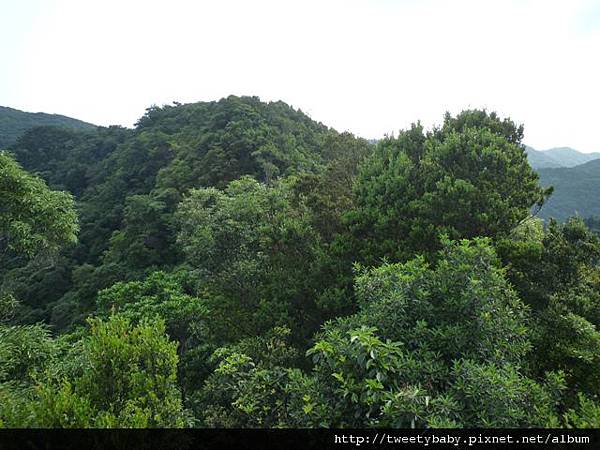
[526,145,600,169]
[0,105,97,149]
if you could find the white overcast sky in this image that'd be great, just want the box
[1,0,599,152]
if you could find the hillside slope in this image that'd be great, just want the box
[538,159,600,221]
[0,105,96,148]
[4,95,356,327]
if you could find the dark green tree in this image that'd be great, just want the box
[347,110,550,265]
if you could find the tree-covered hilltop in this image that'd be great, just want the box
[1,98,599,428]
[0,105,96,149]
[2,96,351,328]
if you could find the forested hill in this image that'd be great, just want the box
[2,95,349,327]
[9,97,332,198]
[538,158,600,220]
[0,105,96,148]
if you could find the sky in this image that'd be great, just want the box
[1,0,599,152]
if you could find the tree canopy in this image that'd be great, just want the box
[1,99,599,429]
[0,152,78,258]
[347,111,551,265]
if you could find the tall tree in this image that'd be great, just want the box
[347,110,551,265]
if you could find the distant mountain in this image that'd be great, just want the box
[526,145,600,169]
[525,146,562,169]
[0,105,96,149]
[538,158,600,221]
[540,147,600,167]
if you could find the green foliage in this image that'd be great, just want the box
[0,321,60,427]
[1,257,73,325]
[287,133,373,314]
[348,111,549,265]
[498,218,600,308]
[0,293,17,322]
[290,239,560,427]
[497,218,600,398]
[103,192,179,270]
[535,305,600,395]
[97,271,213,397]
[4,96,337,327]
[350,239,532,366]
[448,360,563,428]
[146,96,330,188]
[291,132,372,241]
[8,315,186,428]
[44,262,129,330]
[176,176,326,344]
[0,152,78,258]
[199,327,301,427]
[97,271,207,342]
[564,394,600,428]
[80,96,329,267]
[195,238,564,428]
[0,150,81,427]
[305,325,460,427]
[0,324,57,384]
[0,152,79,328]
[10,125,129,197]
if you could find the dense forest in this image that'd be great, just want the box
[1,96,599,428]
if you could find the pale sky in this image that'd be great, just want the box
[1,0,599,152]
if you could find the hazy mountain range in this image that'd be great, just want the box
[525,146,600,169]
[0,105,96,149]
